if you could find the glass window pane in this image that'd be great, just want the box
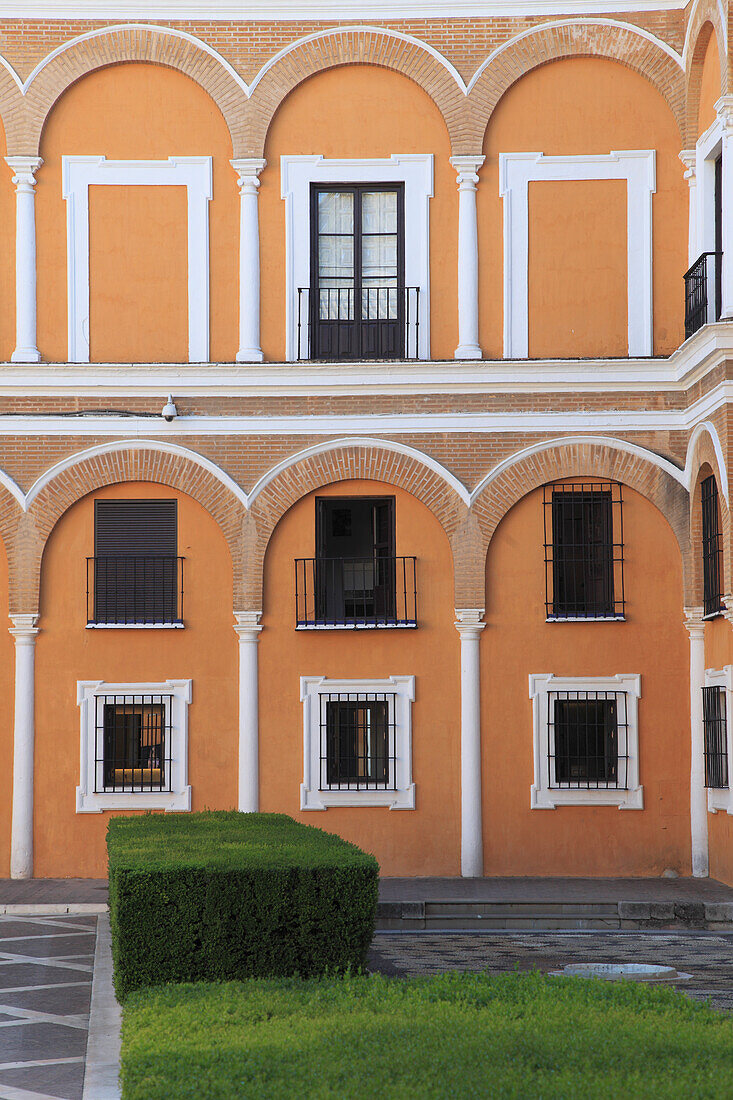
[362,191,397,233]
[362,235,397,280]
[361,286,397,319]
[318,191,353,234]
[318,235,354,281]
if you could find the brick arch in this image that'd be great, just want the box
[244,440,481,609]
[246,27,469,157]
[0,63,29,159]
[471,438,693,602]
[684,8,727,143]
[687,425,731,605]
[13,25,249,158]
[467,21,686,149]
[18,442,248,615]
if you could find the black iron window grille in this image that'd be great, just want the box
[88,556,184,625]
[684,252,722,338]
[548,691,629,789]
[295,556,417,627]
[544,482,624,619]
[703,685,729,789]
[320,693,396,791]
[95,693,172,793]
[702,475,724,618]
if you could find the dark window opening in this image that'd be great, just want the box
[549,692,628,789]
[703,685,728,789]
[89,500,183,624]
[96,694,172,793]
[702,475,724,618]
[544,482,624,619]
[321,694,395,790]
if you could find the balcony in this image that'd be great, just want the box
[87,556,184,626]
[296,287,422,361]
[685,251,722,339]
[294,556,417,628]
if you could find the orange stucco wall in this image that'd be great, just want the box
[261,65,457,362]
[481,480,691,876]
[0,539,17,877]
[480,57,687,358]
[698,30,722,137]
[36,62,237,363]
[33,481,237,877]
[258,479,461,876]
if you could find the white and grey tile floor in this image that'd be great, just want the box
[0,914,96,1100]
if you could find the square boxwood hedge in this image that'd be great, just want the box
[107,811,379,1000]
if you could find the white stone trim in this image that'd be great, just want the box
[300,675,415,810]
[694,112,723,322]
[76,679,192,812]
[704,665,733,815]
[528,673,643,809]
[455,609,485,876]
[685,607,709,876]
[499,150,656,357]
[280,155,433,362]
[682,0,728,69]
[62,155,212,363]
[684,420,729,505]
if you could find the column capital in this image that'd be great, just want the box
[233,610,263,639]
[715,95,733,132]
[454,608,486,635]
[5,157,42,191]
[231,158,267,195]
[450,155,485,189]
[678,149,696,183]
[683,606,705,637]
[9,614,39,640]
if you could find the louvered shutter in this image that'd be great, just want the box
[94,501,178,623]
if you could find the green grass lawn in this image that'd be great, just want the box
[121,970,733,1099]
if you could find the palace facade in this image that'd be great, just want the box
[0,0,731,882]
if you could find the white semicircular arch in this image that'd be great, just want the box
[25,438,249,510]
[682,0,728,67]
[247,436,471,509]
[467,17,684,94]
[684,421,729,505]
[470,434,688,506]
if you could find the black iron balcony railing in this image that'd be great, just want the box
[685,251,722,339]
[87,556,184,626]
[294,556,417,627]
[297,287,421,361]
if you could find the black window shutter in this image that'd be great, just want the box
[93,501,178,623]
[95,500,177,556]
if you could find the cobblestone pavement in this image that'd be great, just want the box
[0,915,96,1100]
[368,931,733,1010]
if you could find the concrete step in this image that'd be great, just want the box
[376,899,733,931]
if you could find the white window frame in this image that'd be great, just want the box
[76,678,192,812]
[528,673,643,809]
[62,156,213,363]
[300,674,415,810]
[280,155,433,362]
[499,150,656,358]
[704,666,733,814]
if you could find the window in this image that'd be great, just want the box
[308,184,411,360]
[76,679,192,812]
[300,676,415,809]
[544,482,624,620]
[702,475,724,618]
[529,674,642,809]
[703,667,733,814]
[295,497,417,628]
[88,500,183,626]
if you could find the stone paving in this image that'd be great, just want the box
[368,930,733,1011]
[0,915,96,1100]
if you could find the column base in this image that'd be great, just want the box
[236,348,264,363]
[454,344,482,360]
[11,347,41,363]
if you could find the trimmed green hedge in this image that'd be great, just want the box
[107,811,378,1000]
[121,971,733,1099]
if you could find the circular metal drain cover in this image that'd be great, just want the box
[550,962,691,981]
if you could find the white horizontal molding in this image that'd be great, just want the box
[62,155,212,364]
[499,150,656,358]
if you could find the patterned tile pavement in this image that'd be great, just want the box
[0,915,96,1100]
[368,931,733,1011]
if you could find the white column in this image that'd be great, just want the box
[234,611,262,812]
[717,97,733,321]
[679,150,698,266]
[450,156,484,360]
[9,614,39,879]
[5,157,42,364]
[455,608,485,877]
[231,158,266,363]
[684,607,709,877]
